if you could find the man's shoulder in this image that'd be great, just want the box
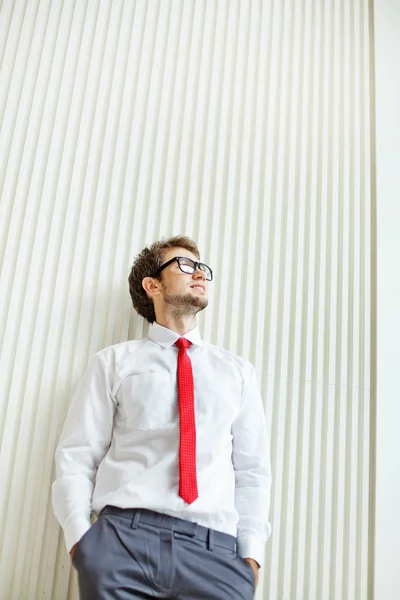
[94,338,149,363]
[202,341,253,373]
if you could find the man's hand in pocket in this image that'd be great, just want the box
[69,543,78,560]
[244,558,260,588]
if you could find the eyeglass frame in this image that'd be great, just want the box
[150,256,213,281]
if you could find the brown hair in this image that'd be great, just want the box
[128,235,200,323]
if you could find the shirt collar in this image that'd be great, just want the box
[149,322,203,348]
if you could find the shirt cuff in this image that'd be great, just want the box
[63,516,92,553]
[236,535,266,569]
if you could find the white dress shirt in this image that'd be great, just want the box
[52,323,272,567]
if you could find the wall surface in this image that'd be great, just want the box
[373,0,400,599]
[0,1,373,599]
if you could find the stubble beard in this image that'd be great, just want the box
[162,283,208,318]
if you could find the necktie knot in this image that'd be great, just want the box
[175,337,192,351]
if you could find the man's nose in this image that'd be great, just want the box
[193,268,206,280]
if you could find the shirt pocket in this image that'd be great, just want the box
[117,372,176,431]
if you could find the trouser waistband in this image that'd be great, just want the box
[100,505,236,551]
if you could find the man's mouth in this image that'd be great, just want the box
[190,285,205,291]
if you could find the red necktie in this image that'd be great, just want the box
[175,338,198,504]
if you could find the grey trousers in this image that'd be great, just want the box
[72,506,256,599]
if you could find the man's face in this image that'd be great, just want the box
[157,247,210,316]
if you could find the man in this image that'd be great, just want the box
[52,235,272,599]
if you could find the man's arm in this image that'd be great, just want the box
[231,362,272,570]
[52,353,116,553]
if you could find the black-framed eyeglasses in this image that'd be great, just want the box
[151,256,213,281]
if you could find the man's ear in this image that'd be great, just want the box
[142,276,161,297]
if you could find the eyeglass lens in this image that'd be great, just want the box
[178,258,212,280]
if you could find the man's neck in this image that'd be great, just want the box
[155,315,197,336]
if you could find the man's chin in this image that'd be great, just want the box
[192,297,208,312]
[163,293,208,314]
[180,294,208,312]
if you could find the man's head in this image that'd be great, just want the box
[128,236,212,324]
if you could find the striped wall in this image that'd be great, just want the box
[0,1,374,599]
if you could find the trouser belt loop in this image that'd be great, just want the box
[207,528,214,551]
[131,510,141,529]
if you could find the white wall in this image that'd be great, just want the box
[0,1,373,598]
[373,1,400,599]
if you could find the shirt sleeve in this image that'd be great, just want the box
[231,362,272,568]
[52,352,116,552]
